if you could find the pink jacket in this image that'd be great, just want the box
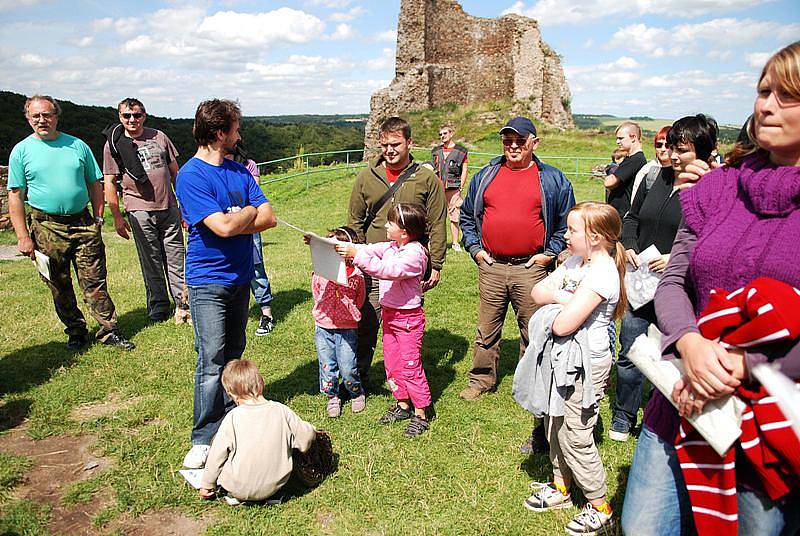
[311,266,365,329]
[353,241,427,310]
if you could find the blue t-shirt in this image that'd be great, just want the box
[176,157,268,286]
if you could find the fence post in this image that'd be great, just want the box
[575,157,579,178]
[305,156,309,190]
[346,152,350,167]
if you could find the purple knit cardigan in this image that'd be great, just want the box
[645,151,800,441]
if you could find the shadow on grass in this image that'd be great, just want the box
[0,398,32,432]
[248,288,312,322]
[0,341,83,398]
[610,463,631,514]
[495,337,523,388]
[117,307,153,340]
[423,328,468,404]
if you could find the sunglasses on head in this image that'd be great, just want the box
[121,112,144,119]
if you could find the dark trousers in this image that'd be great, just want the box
[469,261,548,390]
[356,274,381,389]
[28,210,118,340]
[612,310,651,429]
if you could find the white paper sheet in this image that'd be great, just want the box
[278,218,348,285]
[627,326,744,456]
[179,469,203,489]
[33,250,51,281]
[624,245,662,310]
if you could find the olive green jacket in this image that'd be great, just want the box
[348,156,447,271]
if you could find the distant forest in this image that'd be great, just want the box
[0,92,366,168]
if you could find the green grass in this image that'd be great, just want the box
[0,152,637,534]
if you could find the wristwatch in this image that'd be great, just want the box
[94,216,105,226]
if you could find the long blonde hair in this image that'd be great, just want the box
[570,201,628,320]
[726,41,800,167]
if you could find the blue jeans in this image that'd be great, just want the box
[250,233,273,308]
[315,326,362,398]
[612,310,650,430]
[188,284,250,445]
[622,425,800,535]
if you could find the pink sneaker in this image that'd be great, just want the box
[326,397,341,418]
[351,394,366,413]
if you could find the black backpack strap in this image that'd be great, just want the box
[362,163,419,234]
[101,123,149,184]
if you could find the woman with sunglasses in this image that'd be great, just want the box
[609,117,718,443]
[631,126,672,198]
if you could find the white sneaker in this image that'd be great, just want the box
[183,444,210,469]
[565,503,613,535]
[452,243,462,252]
[523,483,573,512]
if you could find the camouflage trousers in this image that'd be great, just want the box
[28,209,118,341]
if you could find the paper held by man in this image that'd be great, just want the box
[278,219,347,285]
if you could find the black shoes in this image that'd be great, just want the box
[102,330,135,350]
[378,404,413,424]
[520,423,549,455]
[66,332,89,350]
[255,315,274,336]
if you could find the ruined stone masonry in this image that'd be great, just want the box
[365,0,574,155]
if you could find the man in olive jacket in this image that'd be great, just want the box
[348,116,447,390]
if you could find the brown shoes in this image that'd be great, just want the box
[458,385,485,401]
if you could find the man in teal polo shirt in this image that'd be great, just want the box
[8,95,134,350]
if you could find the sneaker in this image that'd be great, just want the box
[458,385,485,401]
[403,415,430,437]
[326,397,341,418]
[150,312,169,322]
[608,421,630,442]
[565,503,613,536]
[523,483,573,512]
[66,332,89,350]
[183,444,210,469]
[351,394,366,413]
[255,315,274,336]
[520,424,549,455]
[378,404,413,425]
[102,330,135,350]
[452,242,462,252]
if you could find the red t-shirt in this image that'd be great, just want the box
[385,166,401,184]
[481,164,545,257]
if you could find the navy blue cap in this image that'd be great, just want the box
[499,116,537,138]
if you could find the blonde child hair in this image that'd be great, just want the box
[221,359,265,400]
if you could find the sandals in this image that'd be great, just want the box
[378,404,413,424]
[403,415,430,437]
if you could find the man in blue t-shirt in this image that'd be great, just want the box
[176,99,276,470]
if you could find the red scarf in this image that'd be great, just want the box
[675,277,800,535]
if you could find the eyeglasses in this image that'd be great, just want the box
[121,112,144,119]
[439,131,449,137]
[502,137,528,147]
[656,141,667,148]
[29,112,55,120]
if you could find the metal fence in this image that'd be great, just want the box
[255,149,609,187]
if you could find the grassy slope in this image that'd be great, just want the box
[1,114,635,535]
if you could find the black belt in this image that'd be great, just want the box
[30,208,89,224]
[491,254,532,265]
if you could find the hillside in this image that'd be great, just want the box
[0,92,364,167]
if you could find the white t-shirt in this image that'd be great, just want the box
[541,254,619,358]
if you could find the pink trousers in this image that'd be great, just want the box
[381,306,431,409]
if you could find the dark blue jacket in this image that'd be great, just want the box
[460,154,575,260]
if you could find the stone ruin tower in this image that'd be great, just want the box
[364,0,574,155]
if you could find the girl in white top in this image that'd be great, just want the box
[525,201,627,536]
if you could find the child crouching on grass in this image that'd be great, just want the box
[524,202,626,535]
[199,359,317,503]
[336,203,434,437]
[311,226,366,418]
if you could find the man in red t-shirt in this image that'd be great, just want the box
[459,116,575,401]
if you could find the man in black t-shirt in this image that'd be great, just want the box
[604,121,647,217]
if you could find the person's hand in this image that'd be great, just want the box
[676,332,740,399]
[676,159,720,185]
[421,269,440,292]
[114,216,131,240]
[302,233,311,245]
[17,236,35,259]
[648,254,670,273]
[199,487,216,500]
[672,377,708,418]
[181,218,188,231]
[475,250,494,265]
[335,243,356,259]
[625,249,639,269]
[525,254,552,269]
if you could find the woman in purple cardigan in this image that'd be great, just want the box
[621,41,800,535]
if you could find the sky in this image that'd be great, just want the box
[1,0,798,125]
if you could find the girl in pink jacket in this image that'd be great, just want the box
[336,203,433,436]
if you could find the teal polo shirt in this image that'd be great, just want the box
[8,133,102,215]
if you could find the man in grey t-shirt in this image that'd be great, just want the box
[103,97,189,323]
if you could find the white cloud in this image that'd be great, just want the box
[305,0,352,8]
[745,51,773,68]
[328,23,355,40]
[564,56,642,77]
[18,53,53,68]
[196,9,325,47]
[70,36,93,48]
[330,6,365,22]
[372,29,397,43]
[502,0,773,25]
[0,0,44,12]
[365,48,395,70]
[608,19,800,58]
